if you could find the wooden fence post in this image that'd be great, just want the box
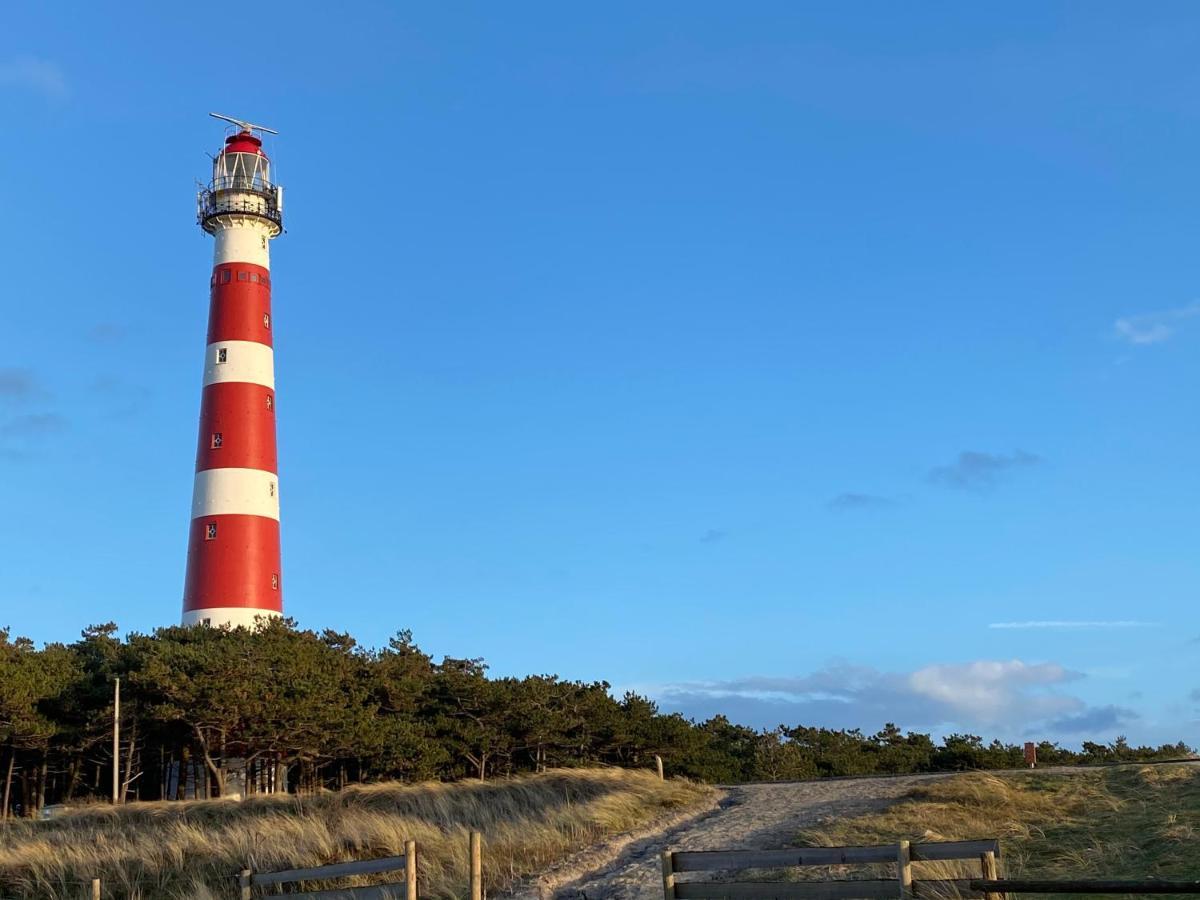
[655,755,664,780]
[405,839,417,900]
[90,878,101,900]
[980,850,1001,900]
[470,831,483,900]
[896,840,912,899]
[238,867,252,900]
[660,849,676,900]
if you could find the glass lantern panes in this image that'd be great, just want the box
[214,152,271,192]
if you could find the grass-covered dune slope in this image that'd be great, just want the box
[0,768,713,900]
[795,763,1200,898]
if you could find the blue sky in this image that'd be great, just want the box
[2,2,1199,745]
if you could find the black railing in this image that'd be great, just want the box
[198,187,282,231]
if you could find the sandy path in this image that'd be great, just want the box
[519,774,948,900]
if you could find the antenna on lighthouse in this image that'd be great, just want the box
[209,111,279,135]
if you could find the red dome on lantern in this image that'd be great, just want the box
[223,130,268,158]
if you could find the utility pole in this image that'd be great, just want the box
[112,677,120,805]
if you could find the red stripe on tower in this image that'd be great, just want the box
[182,115,285,629]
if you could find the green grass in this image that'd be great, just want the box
[792,764,1200,899]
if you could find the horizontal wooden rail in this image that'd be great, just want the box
[286,885,410,900]
[671,839,999,873]
[663,840,1007,900]
[239,840,416,900]
[911,838,998,861]
[674,878,1016,899]
[673,848,895,871]
[675,881,899,899]
[250,854,408,887]
[674,879,1002,899]
[972,878,1200,894]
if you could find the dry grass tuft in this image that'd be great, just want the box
[0,768,713,899]
[790,764,1200,900]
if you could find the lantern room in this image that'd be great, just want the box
[198,124,284,236]
[213,131,273,193]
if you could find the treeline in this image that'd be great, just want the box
[0,619,1191,817]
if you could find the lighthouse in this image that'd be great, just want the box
[182,114,285,628]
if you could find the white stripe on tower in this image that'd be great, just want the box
[213,224,271,268]
[203,341,276,388]
[181,607,279,629]
[191,468,280,520]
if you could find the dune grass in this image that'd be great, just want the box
[792,764,1200,899]
[0,768,713,899]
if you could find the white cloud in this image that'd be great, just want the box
[1114,302,1200,346]
[989,620,1157,630]
[0,56,68,99]
[906,660,1076,721]
[652,658,1131,737]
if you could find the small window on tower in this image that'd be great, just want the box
[269,481,276,497]
[205,523,218,541]
[211,432,223,449]
[217,347,227,364]
[210,274,217,287]
[238,272,249,282]
[202,617,212,626]
[250,273,260,283]
[266,394,273,410]
[220,269,232,284]
[271,573,279,590]
[263,313,271,329]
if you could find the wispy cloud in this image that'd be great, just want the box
[928,450,1040,490]
[989,620,1158,630]
[699,528,727,544]
[827,492,898,512]
[0,56,68,100]
[1114,302,1200,346]
[0,368,40,403]
[0,413,67,438]
[0,406,66,462]
[653,659,1117,736]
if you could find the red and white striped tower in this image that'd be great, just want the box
[182,113,285,628]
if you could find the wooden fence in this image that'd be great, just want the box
[661,839,1200,898]
[660,838,1003,899]
[44,830,1200,899]
[51,834,492,899]
[237,840,416,900]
